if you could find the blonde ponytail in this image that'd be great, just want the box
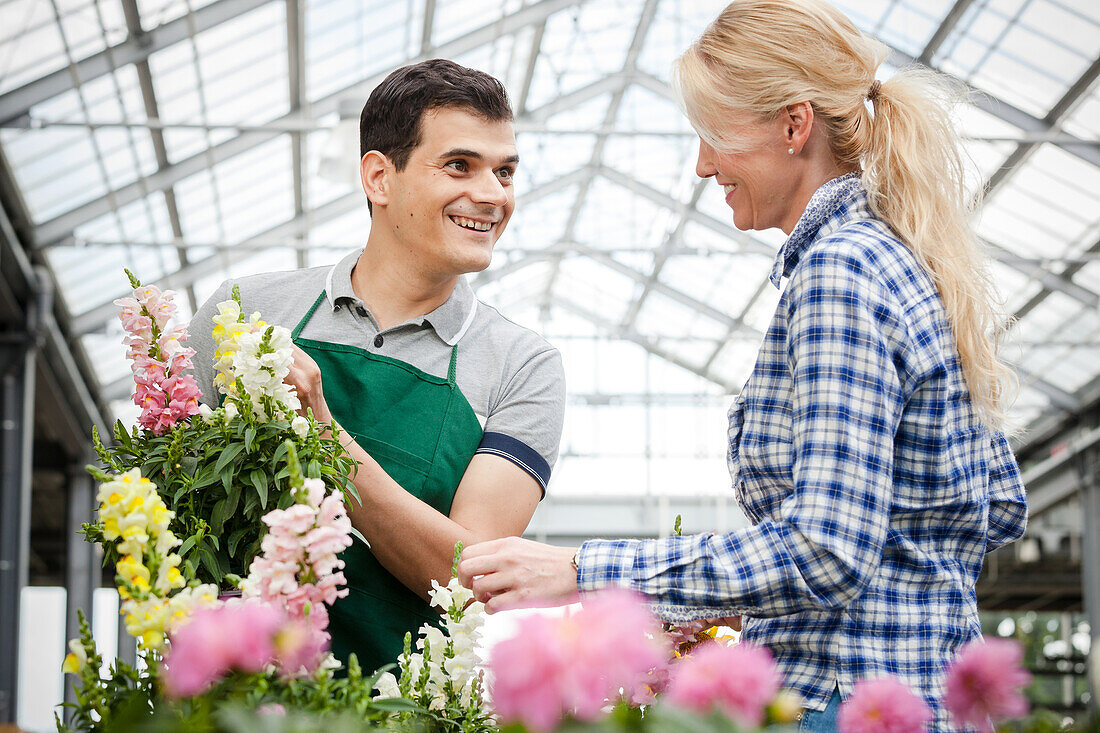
[674,0,1015,428]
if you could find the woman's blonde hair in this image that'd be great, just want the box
[674,0,1015,429]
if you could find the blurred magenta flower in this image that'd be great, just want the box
[489,588,668,731]
[837,677,932,733]
[944,638,1031,731]
[665,642,780,728]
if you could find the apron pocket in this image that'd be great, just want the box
[354,434,432,490]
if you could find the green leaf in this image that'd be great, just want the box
[268,440,289,467]
[210,498,228,535]
[368,697,423,713]
[179,535,197,558]
[213,442,246,476]
[244,426,256,452]
[250,469,268,509]
[227,528,248,557]
[220,464,233,494]
[307,459,321,479]
[191,462,220,490]
[224,483,241,519]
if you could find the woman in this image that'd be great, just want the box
[458,0,1028,729]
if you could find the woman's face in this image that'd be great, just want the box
[694,111,800,233]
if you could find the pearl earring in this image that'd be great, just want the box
[787,147,794,155]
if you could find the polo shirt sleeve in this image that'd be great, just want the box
[478,346,565,496]
[188,280,233,407]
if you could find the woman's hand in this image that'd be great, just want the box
[457,537,580,613]
[286,345,333,424]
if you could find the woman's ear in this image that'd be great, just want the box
[360,150,391,207]
[782,101,815,155]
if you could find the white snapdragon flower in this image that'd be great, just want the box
[291,415,310,438]
[373,671,401,700]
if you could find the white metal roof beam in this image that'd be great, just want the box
[918,0,980,65]
[287,0,307,269]
[119,0,198,315]
[33,0,586,247]
[421,0,437,54]
[618,179,707,332]
[0,0,274,126]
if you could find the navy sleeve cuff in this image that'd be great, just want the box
[476,432,551,497]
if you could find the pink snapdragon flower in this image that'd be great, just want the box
[489,588,669,731]
[944,638,1031,731]
[115,281,201,434]
[241,478,352,636]
[665,642,780,728]
[837,678,932,733]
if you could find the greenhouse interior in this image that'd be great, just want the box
[0,0,1098,730]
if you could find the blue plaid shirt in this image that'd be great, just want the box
[576,174,1028,730]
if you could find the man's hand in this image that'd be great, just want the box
[457,537,579,613]
[286,345,333,424]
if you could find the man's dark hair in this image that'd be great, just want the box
[359,59,513,169]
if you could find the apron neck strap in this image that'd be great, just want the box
[447,344,458,385]
[296,284,461,386]
[293,290,328,340]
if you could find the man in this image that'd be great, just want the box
[189,59,566,672]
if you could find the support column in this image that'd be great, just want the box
[63,466,98,719]
[0,270,44,724]
[1080,446,1100,714]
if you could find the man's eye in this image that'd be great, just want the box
[497,168,514,180]
[447,160,468,172]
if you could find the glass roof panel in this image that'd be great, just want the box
[306,0,412,104]
[0,0,128,95]
[936,0,1099,117]
[148,1,287,162]
[524,0,641,111]
[500,186,577,253]
[603,86,695,198]
[552,256,639,324]
[433,0,514,48]
[174,135,294,245]
[634,290,728,342]
[636,0,724,79]
[3,65,156,222]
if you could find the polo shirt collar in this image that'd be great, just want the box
[769,171,865,288]
[325,249,477,346]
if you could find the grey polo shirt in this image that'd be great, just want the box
[188,249,565,492]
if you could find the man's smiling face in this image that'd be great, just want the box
[383,106,518,280]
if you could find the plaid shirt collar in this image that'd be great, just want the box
[770,171,865,288]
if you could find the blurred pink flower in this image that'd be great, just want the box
[489,589,669,731]
[838,678,932,733]
[274,618,329,674]
[665,642,779,728]
[162,602,282,698]
[945,638,1031,731]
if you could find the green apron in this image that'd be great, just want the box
[290,286,483,674]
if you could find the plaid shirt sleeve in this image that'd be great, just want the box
[986,431,1028,550]
[577,245,907,622]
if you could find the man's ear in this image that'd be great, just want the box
[360,150,391,207]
